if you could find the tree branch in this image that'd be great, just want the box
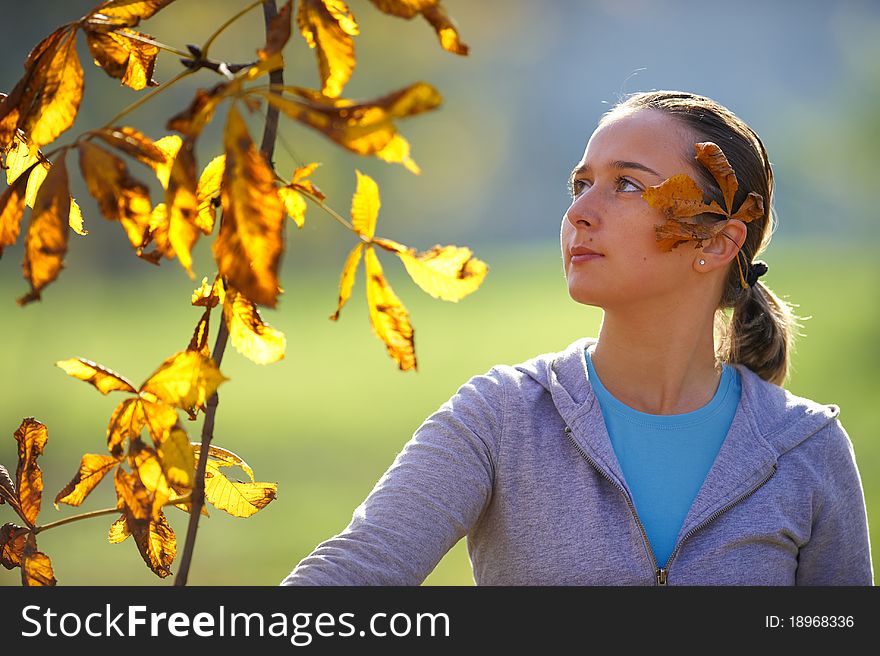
[174,0,284,587]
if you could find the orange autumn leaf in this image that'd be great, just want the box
[106,397,146,456]
[695,142,738,215]
[0,26,84,151]
[131,440,175,519]
[329,242,363,321]
[0,465,21,518]
[77,141,152,251]
[126,510,175,577]
[18,155,70,306]
[367,0,468,55]
[0,162,39,258]
[262,81,441,173]
[260,0,294,60]
[92,126,168,169]
[13,418,48,527]
[54,453,122,508]
[55,357,138,395]
[83,27,160,90]
[215,104,284,308]
[167,84,227,139]
[642,173,727,221]
[191,274,224,308]
[187,308,212,358]
[731,191,765,223]
[114,466,152,521]
[364,246,416,371]
[1,523,28,568]
[297,0,359,98]
[138,350,228,415]
[21,535,56,586]
[86,0,177,25]
[223,282,286,365]
[654,217,728,253]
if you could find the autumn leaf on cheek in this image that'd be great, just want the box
[642,141,765,253]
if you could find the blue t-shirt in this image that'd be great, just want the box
[584,346,742,567]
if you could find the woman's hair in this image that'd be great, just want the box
[599,90,804,386]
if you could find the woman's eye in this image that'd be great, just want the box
[616,176,641,192]
[569,178,587,197]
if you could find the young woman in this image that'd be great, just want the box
[281,90,874,586]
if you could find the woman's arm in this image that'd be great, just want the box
[795,419,874,585]
[279,366,506,585]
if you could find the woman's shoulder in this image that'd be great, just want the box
[733,362,848,459]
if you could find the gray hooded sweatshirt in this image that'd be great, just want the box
[281,337,874,586]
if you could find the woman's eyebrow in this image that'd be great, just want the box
[569,160,662,179]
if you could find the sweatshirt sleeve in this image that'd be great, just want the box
[279,366,506,585]
[795,419,874,585]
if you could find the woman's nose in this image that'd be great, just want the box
[564,192,598,229]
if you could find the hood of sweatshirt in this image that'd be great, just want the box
[513,336,841,537]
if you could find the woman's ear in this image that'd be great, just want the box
[700,219,747,265]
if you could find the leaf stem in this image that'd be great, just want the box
[174,0,283,587]
[202,0,266,57]
[110,29,191,58]
[101,68,195,129]
[34,495,192,534]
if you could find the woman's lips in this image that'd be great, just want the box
[571,253,603,263]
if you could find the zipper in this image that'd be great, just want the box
[564,426,778,586]
[564,426,660,583]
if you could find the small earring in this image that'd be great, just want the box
[699,259,706,265]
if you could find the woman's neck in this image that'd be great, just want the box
[589,309,722,415]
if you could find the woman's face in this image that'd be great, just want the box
[561,108,704,310]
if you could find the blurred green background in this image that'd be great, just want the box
[1,0,878,585]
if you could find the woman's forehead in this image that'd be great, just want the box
[579,109,690,170]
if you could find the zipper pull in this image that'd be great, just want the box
[656,568,668,586]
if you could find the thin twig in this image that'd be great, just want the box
[35,495,192,534]
[201,0,266,57]
[101,68,195,129]
[174,0,283,587]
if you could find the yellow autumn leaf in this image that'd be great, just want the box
[93,126,167,169]
[152,134,183,188]
[277,186,306,227]
[195,154,224,233]
[18,155,70,306]
[223,283,286,365]
[193,443,255,481]
[191,273,224,307]
[297,0,359,98]
[155,424,195,489]
[55,357,138,395]
[395,244,488,301]
[203,460,277,518]
[364,246,416,371]
[0,161,38,258]
[131,441,174,520]
[108,515,130,543]
[106,397,145,456]
[329,243,363,321]
[165,137,200,278]
[17,27,84,149]
[54,453,121,508]
[138,350,229,413]
[351,169,379,238]
[4,133,88,233]
[215,105,284,308]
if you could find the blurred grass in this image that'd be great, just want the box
[0,238,877,585]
